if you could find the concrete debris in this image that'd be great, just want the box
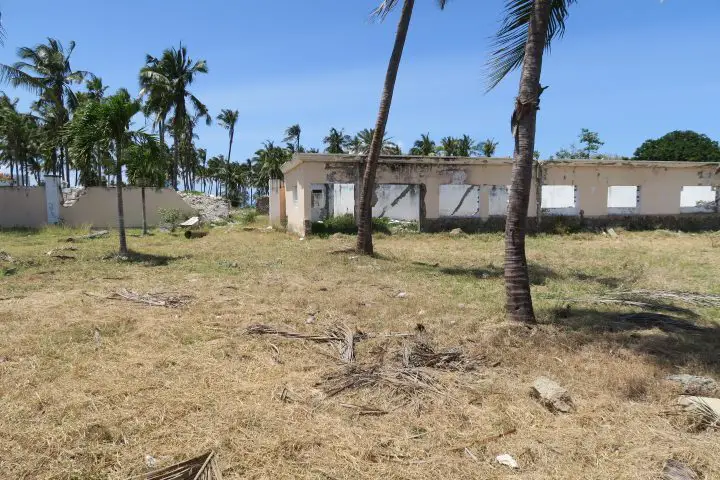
[607,228,618,238]
[305,315,316,325]
[662,459,699,480]
[62,186,87,207]
[0,251,13,262]
[448,228,464,236]
[177,192,230,222]
[496,454,518,469]
[179,216,200,228]
[145,454,157,469]
[666,374,718,396]
[531,377,575,413]
[396,292,408,299]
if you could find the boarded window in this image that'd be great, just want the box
[607,186,639,215]
[680,186,716,213]
[488,185,509,216]
[541,185,577,216]
[439,184,480,217]
[311,189,324,208]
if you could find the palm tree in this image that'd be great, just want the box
[0,94,41,186]
[254,140,290,194]
[126,136,168,235]
[283,124,301,152]
[456,134,479,157]
[488,0,576,322]
[481,138,499,157]
[438,136,459,156]
[323,127,352,154]
[355,0,448,255]
[350,128,399,155]
[67,89,142,254]
[217,109,239,199]
[0,38,90,184]
[139,44,210,190]
[409,133,436,156]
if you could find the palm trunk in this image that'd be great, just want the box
[172,130,179,190]
[227,132,234,200]
[356,0,415,255]
[504,0,552,323]
[141,186,148,236]
[63,145,70,185]
[116,144,128,255]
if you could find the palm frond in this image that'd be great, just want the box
[486,0,576,90]
[371,0,448,21]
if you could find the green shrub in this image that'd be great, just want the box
[311,214,391,236]
[158,208,189,232]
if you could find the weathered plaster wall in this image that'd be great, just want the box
[61,187,195,228]
[0,187,47,228]
[277,154,720,234]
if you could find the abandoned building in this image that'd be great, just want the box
[269,154,720,235]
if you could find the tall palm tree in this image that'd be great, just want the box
[356,0,449,255]
[139,44,210,190]
[323,127,352,154]
[409,133,436,156]
[488,0,576,322]
[126,136,168,235]
[481,138,499,157]
[254,140,290,194]
[456,134,479,157]
[0,38,90,184]
[217,108,239,199]
[283,124,301,152]
[67,89,142,254]
[0,94,41,186]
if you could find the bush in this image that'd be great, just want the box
[158,208,189,232]
[232,209,258,224]
[311,214,391,236]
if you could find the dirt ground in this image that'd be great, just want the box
[1,224,719,479]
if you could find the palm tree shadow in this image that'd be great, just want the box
[544,306,720,376]
[430,262,559,286]
[103,250,190,267]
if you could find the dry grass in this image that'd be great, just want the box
[1,225,719,479]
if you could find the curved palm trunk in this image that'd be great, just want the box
[115,144,128,255]
[141,186,148,235]
[504,0,552,323]
[356,0,415,255]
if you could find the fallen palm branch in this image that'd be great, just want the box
[145,451,222,480]
[246,323,357,363]
[0,251,14,262]
[85,289,192,308]
[318,364,443,397]
[47,246,78,259]
[611,290,720,308]
[400,341,481,372]
[64,230,108,242]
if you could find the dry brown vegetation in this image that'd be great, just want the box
[1,224,719,479]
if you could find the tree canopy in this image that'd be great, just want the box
[633,130,720,162]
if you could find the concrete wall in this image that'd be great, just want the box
[0,187,47,228]
[269,179,286,226]
[62,187,194,228]
[0,185,194,229]
[276,154,720,234]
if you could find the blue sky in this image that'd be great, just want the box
[1,0,719,161]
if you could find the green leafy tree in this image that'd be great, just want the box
[126,137,168,235]
[579,128,603,158]
[323,127,352,154]
[409,133,436,156]
[481,138,499,157]
[67,89,142,254]
[633,131,720,162]
[139,44,210,190]
[487,0,577,323]
[217,109,239,198]
[356,0,449,255]
[0,38,91,184]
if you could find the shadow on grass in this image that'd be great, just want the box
[103,250,189,267]
[419,262,560,286]
[542,306,720,376]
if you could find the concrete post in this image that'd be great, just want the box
[268,179,286,226]
[44,175,62,224]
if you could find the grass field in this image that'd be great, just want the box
[1,223,719,479]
